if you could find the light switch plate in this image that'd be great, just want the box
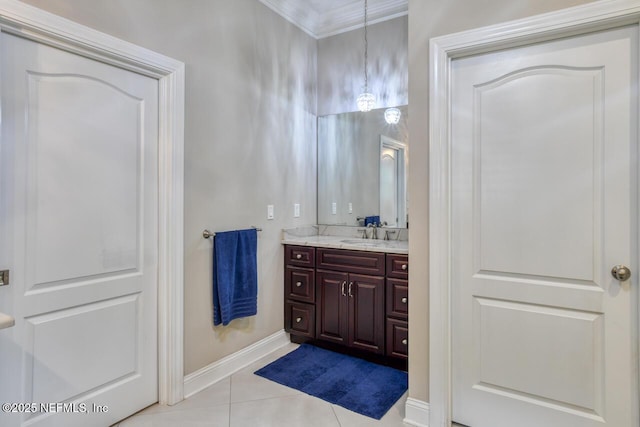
[267,204,274,220]
[332,202,337,215]
[294,203,300,218]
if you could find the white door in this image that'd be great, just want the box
[451,26,637,427]
[0,31,158,427]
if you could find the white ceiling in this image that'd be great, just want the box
[257,0,408,39]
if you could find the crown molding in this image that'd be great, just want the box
[257,0,408,39]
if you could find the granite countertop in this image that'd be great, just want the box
[282,228,408,254]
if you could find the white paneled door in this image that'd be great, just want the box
[451,26,637,427]
[0,31,158,426]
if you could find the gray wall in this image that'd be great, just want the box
[407,0,598,403]
[318,16,408,116]
[18,0,318,376]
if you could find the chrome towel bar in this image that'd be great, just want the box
[203,227,262,239]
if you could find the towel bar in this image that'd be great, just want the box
[203,227,262,239]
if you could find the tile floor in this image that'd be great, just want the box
[114,343,409,427]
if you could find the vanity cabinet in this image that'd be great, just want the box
[284,244,408,362]
[284,246,316,338]
[385,254,408,359]
[316,270,385,354]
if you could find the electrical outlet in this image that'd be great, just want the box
[294,203,300,218]
[267,204,274,220]
[348,203,353,214]
[332,202,337,215]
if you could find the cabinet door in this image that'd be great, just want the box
[316,270,349,345]
[386,278,408,320]
[285,266,315,303]
[386,318,408,359]
[285,302,315,339]
[349,273,385,354]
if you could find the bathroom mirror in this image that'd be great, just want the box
[317,105,408,227]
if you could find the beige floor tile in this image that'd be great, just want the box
[118,404,229,427]
[230,394,340,427]
[129,377,232,417]
[330,392,408,427]
[174,377,232,410]
[117,342,414,427]
[229,343,302,403]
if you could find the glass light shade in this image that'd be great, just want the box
[384,107,401,124]
[357,92,376,112]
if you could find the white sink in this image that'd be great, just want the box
[0,312,15,330]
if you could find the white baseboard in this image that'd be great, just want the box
[183,329,290,398]
[404,397,430,427]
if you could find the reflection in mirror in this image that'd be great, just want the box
[380,135,407,227]
[317,105,408,227]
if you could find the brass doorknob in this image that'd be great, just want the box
[611,265,631,281]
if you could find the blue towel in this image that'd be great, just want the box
[213,229,258,326]
[364,215,380,226]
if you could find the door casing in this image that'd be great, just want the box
[0,0,185,406]
[428,0,640,425]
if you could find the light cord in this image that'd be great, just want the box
[364,0,368,92]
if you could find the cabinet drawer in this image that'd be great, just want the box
[386,278,408,320]
[285,302,315,338]
[386,254,408,279]
[285,245,315,267]
[386,318,408,359]
[285,266,315,303]
[316,248,385,276]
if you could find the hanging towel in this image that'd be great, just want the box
[213,228,258,326]
[364,215,380,227]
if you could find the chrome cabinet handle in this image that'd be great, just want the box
[401,297,408,304]
[348,282,354,297]
[402,339,408,345]
[295,317,302,323]
[296,254,302,260]
[341,281,347,296]
[401,264,408,271]
[295,281,303,288]
[611,265,631,281]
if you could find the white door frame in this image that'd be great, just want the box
[429,0,640,425]
[0,0,185,406]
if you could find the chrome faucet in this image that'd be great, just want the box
[367,223,378,240]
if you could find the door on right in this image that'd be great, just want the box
[451,25,638,427]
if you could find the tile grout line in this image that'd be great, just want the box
[228,374,233,427]
[330,404,342,426]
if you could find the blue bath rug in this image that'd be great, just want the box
[254,344,407,420]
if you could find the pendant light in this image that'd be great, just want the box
[384,107,401,124]
[356,0,375,112]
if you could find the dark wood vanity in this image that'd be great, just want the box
[284,244,408,366]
